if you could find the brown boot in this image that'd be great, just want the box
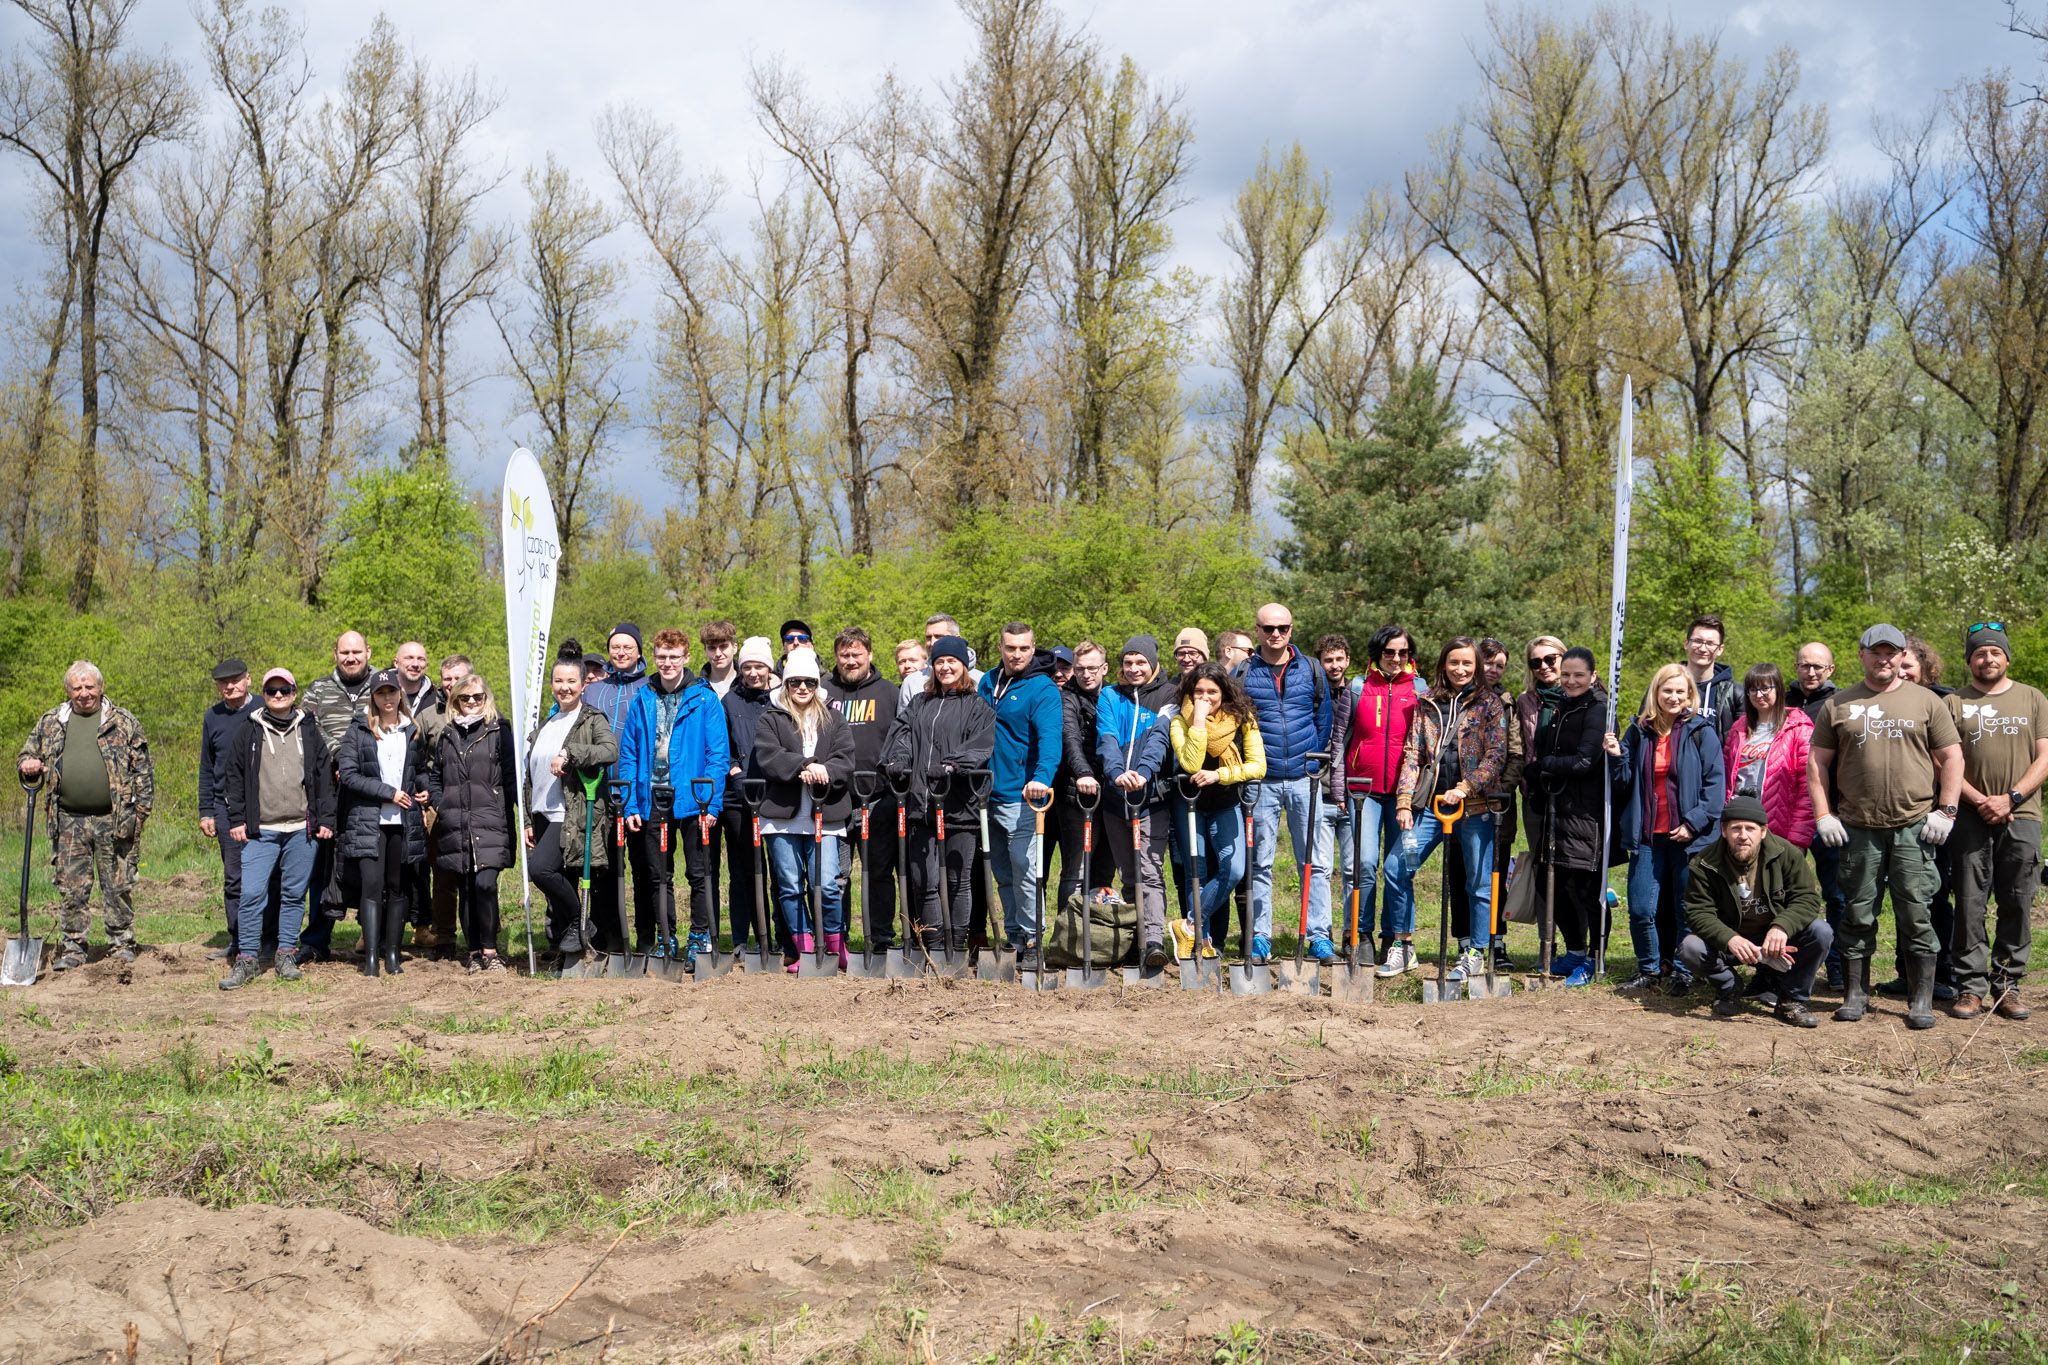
[1951,991,1984,1019]
[1994,984,2031,1020]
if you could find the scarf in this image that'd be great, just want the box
[1183,702,1243,767]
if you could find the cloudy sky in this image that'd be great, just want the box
[0,0,2033,515]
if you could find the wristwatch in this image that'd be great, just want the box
[1938,803,1959,817]
[2010,789,2027,806]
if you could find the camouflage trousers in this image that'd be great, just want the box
[50,809,140,946]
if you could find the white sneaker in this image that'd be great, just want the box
[1375,941,1417,977]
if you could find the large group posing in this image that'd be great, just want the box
[15,605,2042,1030]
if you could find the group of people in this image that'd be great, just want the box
[14,605,2041,1029]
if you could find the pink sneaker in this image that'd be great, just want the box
[825,933,848,970]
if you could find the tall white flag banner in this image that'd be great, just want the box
[1597,375,1634,975]
[502,448,560,970]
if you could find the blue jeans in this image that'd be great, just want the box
[1189,803,1248,943]
[1250,777,1332,941]
[1626,835,1695,974]
[1383,809,1495,942]
[987,800,1043,944]
[238,828,318,959]
[765,832,842,940]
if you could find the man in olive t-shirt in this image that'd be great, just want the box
[1807,623,1963,1027]
[1944,624,2048,1021]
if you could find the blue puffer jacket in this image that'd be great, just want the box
[1239,645,1332,781]
[977,650,1065,801]
[617,677,730,821]
[581,661,648,788]
[1612,710,1726,854]
[1095,676,1176,811]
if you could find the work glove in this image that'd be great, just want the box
[1921,810,1955,845]
[1815,815,1848,847]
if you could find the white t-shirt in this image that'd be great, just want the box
[529,708,578,818]
[375,724,412,826]
[760,726,846,838]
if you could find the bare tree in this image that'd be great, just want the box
[0,198,75,597]
[494,155,628,564]
[1213,142,1369,519]
[379,57,508,458]
[0,0,191,608]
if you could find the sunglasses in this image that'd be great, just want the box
[1527,653,1561,668]
[454,692,485,703]
[263,685,296,697]
[1381,648,1412,660]
[1969,621,2006,633]
[783,632,811,644]
[1257,623,1291,634]
[785,678,817,689]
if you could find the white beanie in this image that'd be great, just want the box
[781,648,822,683]
[737,636,775,670]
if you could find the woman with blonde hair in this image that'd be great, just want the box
[426,673,519,971]
[337,670,429,976]
[752,649,857,969]
[1605,661,1725,993]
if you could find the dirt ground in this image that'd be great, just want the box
[1,918,2044,1364]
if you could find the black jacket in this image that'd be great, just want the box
[199,696,258,822]
[751,703,857,823]
[878,687,997,822]
[1527,685,1609,871]
[335,715,428,864]
[723,680,776,786]
[221,707,338,835]
[1058,683,1104,794]
[426,716,518,873]
[822,667,900,772]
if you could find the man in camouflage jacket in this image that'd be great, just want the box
[16,661,155,968]
[297,630,374,956]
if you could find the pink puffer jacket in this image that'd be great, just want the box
[1722,706,1815,848]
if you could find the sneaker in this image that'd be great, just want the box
[1142,940,1168,970]
[1016,944,1041,971]
[1664,969,1693,998]
[1168,918,1196,959]
[1876,975,1907,999]
[481,951,507,973]
[1199,939,1219,960]
[1308,936,1337,963]
[559,926,583,954]
[1824,961,1845,992]
[205,945,233,961]
[1375,941,1417,978]
[273,950,302,981]
[464,952,484,975]
[1445,955,1468,984]
[1617,970,1662,991]
[1933,982,1957,1003]
[1711,988,1741,1017]
[1491,943,1517,972]
[1249,934,1272,965]
[1747,980,1780,1008]
[1459,949,1486,981]
[1550,951,1587,978]
[685,931,713,966]
[218,957,260,991]
[1563,962,1594,988]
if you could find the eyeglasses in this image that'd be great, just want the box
[1746,683,1777,694]
[1527,653,1561,668]
[1796,662,1831,673]
[1257,623,1291,635]
[783,632,811,645]
[263,685,296,697]
[1381,648,1412,660]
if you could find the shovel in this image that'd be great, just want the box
[3,775,45,988]
[645,807,684,982]
[1524,786,1562,992]
[559,773,602,980]
[797,808,839,978]
[1176,776,1222,994]
[967,769,1016,983]
[1329,791,1374,1004]
[1467,802,1513,1001]
[844,771,884,979]
[1064,784,1107,990]
[687,779,735,981]
[600,803,630,978]
[743,777,774,974]
[1019,790,1060,992]
[1421,794,1467,1005]
[926,770,970,979]
[1229,783,1272,996]
[1118,791,1167,989]
[880,770,921,978]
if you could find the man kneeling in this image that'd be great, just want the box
[1676,795,1834,1028]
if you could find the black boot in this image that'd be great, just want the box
[1834,956,1870,1022]
[1904,952,1936,1030]
[383,926,403,976]
[359,901,381,978]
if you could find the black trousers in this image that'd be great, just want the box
[909,820,979,952]
[353,826,411,945]
[1533,861,1601,955]
[837,795,902,947]
[719,803,764,946]
[527,814,588,944]
[453,867,503,953]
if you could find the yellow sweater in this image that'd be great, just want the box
[1169,714,1268,785]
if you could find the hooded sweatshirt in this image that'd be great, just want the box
[823,664,901,773]
[977,647,1064,802]
[582,658,649,784]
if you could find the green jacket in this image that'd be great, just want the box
[1683,833,1821,951]
[525,706,619,871]
[17,700,155,832]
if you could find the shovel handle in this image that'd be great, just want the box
[1431,793,1466,829]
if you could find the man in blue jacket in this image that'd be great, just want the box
[582,623,650,953]
[617,629,729,966]
[1097,637,1177,967]
[1241,603,1336,958]
[979,623,1064,961]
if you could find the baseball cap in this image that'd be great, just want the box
[260,667,297,690]
[1051,646,1075,666]
[370,668,403,692]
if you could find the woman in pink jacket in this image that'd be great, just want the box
[1722,662,1815,847]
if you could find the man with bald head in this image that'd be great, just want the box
[1241,601,1337,961]
[301,631,377,960]
[393,641,437,719]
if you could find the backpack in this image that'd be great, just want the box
[1042,887,1141,969]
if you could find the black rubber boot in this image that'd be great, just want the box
[1904,952,1937,1030]
[1834,956,1870,1022]
[359,901,381,978]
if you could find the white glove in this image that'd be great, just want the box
[1815,815,1848,847]
[1921,810,1954,845]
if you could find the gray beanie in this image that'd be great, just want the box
[1121,634,1159,671]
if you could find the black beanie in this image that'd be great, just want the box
[1122,634,1159,671]
[609,623,643,655]
[929,635,971,667]
[1721,794,1768,828]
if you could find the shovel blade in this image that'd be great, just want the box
[795,954,840,979]
[1228,963,1273,996]
[1466,974,1514,1000]
[623,953,650,978]
[1,935,40,987]
[1270,960,1320,997]
[881,949,923,979]
[1121,964,1168,989]
[1180,957,1224,993]
[1017,964,1062,991]
[1421,975,1461,1004]
[556,950,589,980]
[842,952,884,980]
[978,949,1018,983]
[931,951,972,980]
[1064,967,1108,990]
[1329,966,1374,1004]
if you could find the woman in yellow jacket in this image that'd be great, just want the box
[1170,662,1269,958]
